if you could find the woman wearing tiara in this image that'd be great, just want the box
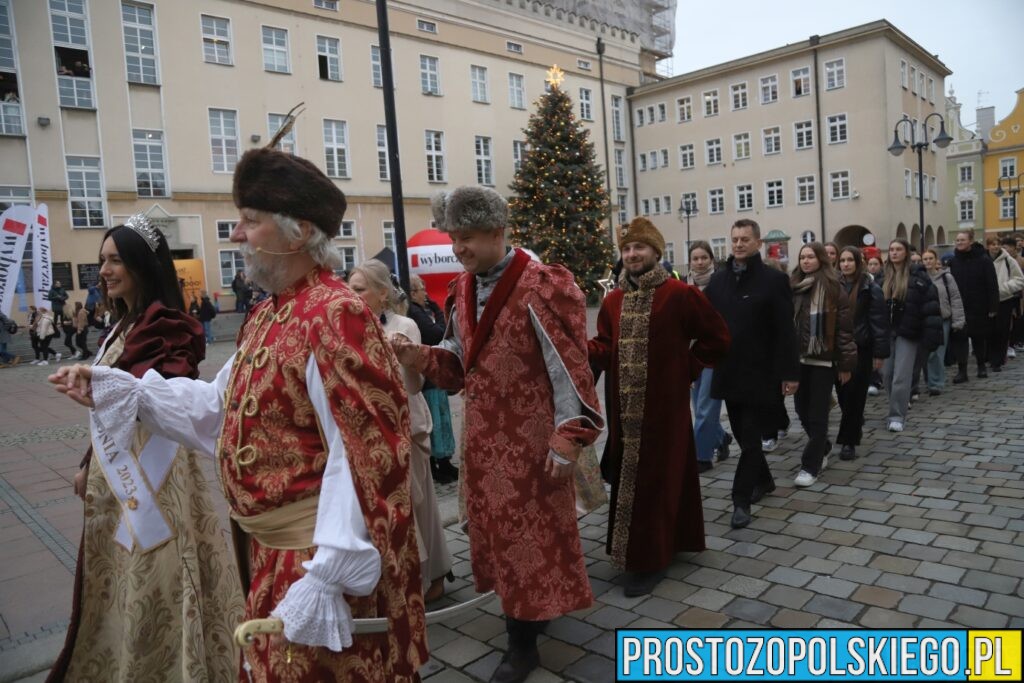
[48,217,243,682]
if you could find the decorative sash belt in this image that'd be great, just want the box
[231,495,320,550]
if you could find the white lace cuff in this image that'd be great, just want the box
[271,573,355,652]
[90,366,141,455]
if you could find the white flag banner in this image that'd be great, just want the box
[0,205,34,317]
[32,203,52,308]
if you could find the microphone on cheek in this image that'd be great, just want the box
[255,247,303,256]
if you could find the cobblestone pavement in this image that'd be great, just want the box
[1,314,1022,682]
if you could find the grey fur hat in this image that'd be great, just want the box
[431,186,508,233]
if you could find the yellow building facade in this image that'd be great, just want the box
[984,87,1024,236]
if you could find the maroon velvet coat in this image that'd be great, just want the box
[589,278,730,572]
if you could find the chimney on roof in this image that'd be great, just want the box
[976,106,995,142]
[809,35,820,46]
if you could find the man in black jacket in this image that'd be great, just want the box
[949,230,999,381]
[704,219,800,529]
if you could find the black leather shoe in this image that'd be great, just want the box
[751,481,776,503]
[623,570,665,597]
[698,460,714,473]
[490,646,540,683]
[992,364,1002,373]
[928,388,941,396]
[978,369,989,379]
[839,444,856,461]
[952,369,968,384]
[436,459,459,483]
[716,433,733,461]
[731,505,752,529]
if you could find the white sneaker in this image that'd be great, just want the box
[867,385,879,396]
[820,455,829,471]
[38,360,48,366]
[794,470,817,487]
[777,429,788,440]
[887,420,904,432]
[762,438,777,452]
[55,352,62,361]
[1008,347,1017,358]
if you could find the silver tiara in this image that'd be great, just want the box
[125,213,161,252]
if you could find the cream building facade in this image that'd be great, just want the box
[1,0,659,313]
[629,20,951,268]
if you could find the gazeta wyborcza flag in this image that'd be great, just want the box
[0,204,34,317]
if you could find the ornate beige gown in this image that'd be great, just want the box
[62,333,244,682]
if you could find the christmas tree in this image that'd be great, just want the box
[509,67,614,299]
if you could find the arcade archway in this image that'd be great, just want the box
[834,224,874,249]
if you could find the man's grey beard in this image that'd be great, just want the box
[240,244,292,293]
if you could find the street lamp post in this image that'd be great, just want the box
[994,173,1023,235]
[678,196,698,273]
[887,112,953,253]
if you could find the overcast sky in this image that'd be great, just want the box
[671,0,1023,128]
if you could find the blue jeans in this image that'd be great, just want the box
[691,366,726,462]
[202,321,213,343]
[926,320,951,390]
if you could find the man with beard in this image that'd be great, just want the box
[391,185,603,683]
[51,145,427,682]
[588,218,730,596]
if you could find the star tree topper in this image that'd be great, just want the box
[545,64,565,89]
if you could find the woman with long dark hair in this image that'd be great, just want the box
[686,241,732,471]
[835,246,889,460]
[880,239,942,432]
[49,216,243,682]
[789,243,856,487]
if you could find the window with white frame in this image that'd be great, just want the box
[1001,197,1015,220]
[336,246,356,271]
[635,107,645,127]
[335,220,354,238]
[904,169,913,197]
[376,125,389,180]
[913,172,920,198]
[66,156,105,228]
[470,65,489,103]
[512,140,526,173]
[261,26,289,73]
[763,126,781,155]
[612,148,625,187]
[646,106,655,124]
[122,2,158,84]
[760,74,778,104]
[0,100,22,135]
[506,40,522,54]
[958,200,974,222]
[910,65,917,94]
[216,220,236,240]
[201,15,231,65]
[370,45,382,87]
[617,193,627,225]
[416,19,436,33]
[652,196,661,214]
[899,59,908,88]
[927,77,935,103]
[679,143,694,169]
[314,0,338,9]
[640,198,650,215]
[677,96,691,122]
[731,82,748,110]
[507,72,525,109]
[766,179,784,208]
[317,35,341,81]
[657,102,667,122]
[930,176,937,202]
[475,135,491,184]
[708,188,724,214]
[703,89,719,117]
[382,221,396,263]
[959,164,973,183]
[824,58,845,90]
[830,171,850,200]
[0,0,14,73]
[827,113,848,144]
[660,148,669,167]
[795,120,814,149]
[323,119,348,178]
[57,74,93,108]
[132,129,166,196]
[706,138,722,165]
[0,185,31,211]
[664,241,675,264]
[711,237,727,261]
[420,55,440,95]
[50,0,87,47]
[219,249,245,286]
[579,88,593,120]
[1001,158,1017,178]
[733,132,751,160]
[681,192,697,214]
[425,130,445,182]
[648,151,658,169]
[662,194,671,212]
[638,152,647,172]
[577,58,591,71]
[917,72,925,98]
[792,66,811,97]
[611,95,624,141]
[267,113,296,154]
[797,175,816,204]
[736,184,753,211]
[208,108,238,172]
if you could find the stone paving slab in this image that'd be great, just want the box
[3,311,1024,682]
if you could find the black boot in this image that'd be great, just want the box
[731,504,752,529]
[490,618,543,683]
[839,444,856,461]
[623,570,665,597]
[436,458,459,483]
[952,365,968,384]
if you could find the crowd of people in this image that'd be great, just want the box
[33,132,1023,683]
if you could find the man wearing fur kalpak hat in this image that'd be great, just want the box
[392,185,604,683]
[588,218,731,597]
[52,140,427,682]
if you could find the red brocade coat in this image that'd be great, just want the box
[589,278,730,572]
[221,269,427,682]
[417,249,602,620]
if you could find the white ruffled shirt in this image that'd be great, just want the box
[90,353,381,651]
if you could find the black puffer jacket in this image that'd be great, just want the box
[886,263,943,351]
[950,242,999,335]
[842,274,889,359]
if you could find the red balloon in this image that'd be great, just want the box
[407,228,461,307]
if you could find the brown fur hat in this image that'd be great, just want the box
[618,217,665,257]
[431,186,508,233]
[232,148,347,237]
